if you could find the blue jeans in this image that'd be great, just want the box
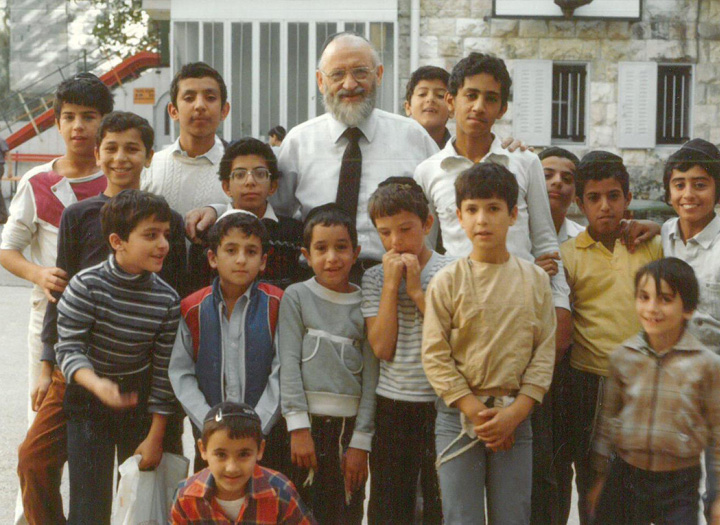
[435,402,532,525]
[594,457,701,525]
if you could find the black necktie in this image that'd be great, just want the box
[336,127,363,224]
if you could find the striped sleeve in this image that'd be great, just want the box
[148,293,181,415]
[55,273,97,382]
[360,266,382,319]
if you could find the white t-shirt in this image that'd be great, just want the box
[216,496,246,520]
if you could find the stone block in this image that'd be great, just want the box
[590,125,614,148]
[547,21,575,38]
[439,37,462,56]
[423,0,471,18]
[590,103,605,126]
[605,103,617,126]
[700,42,720,63]
[646,40,695,61]
[457,18,490,37]
[693,84,707,104]
[630,22,649,40]
[645,0,694,20]
[425,18,456,36]
[470,0,493,17]
[623,149,647,166]
[419,36,438,58]
[601,40,647,62]
[650,22,670,40]
[606,21,631,40]
[575,21,607,39]
[705,85,720,105]
[694,105,719,128]
[695,64,719,84]
[490,19,518,37]
[538,39,597,60]
[519,20,548,38]
[590,82,614,104]
[464,37,504,56]
[503,38,539,58]
[699,23,720,40]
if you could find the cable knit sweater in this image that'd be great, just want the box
[141,137,230,216]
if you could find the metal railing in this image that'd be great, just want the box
[0,47,124,138]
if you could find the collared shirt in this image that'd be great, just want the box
[141,136,229,216]
[558,217,585,244]
[414,136,571,310]
[171,465,316,524]
[561,230,663,376]
[272,109,438,261]
[220,287,253,404]
[662,215,720,351]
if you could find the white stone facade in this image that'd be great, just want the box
[398,0,720,197]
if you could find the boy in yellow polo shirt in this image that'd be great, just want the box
[559,151,662,525]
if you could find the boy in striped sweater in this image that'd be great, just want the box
[55,189,181,524]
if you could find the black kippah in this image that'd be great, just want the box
[204,401,260,425]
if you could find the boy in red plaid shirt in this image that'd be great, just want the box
[171,402,315,524]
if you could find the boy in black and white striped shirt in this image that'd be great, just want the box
[55,189,181,524]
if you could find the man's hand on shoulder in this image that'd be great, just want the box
[184,206,218,243]
[501,137,530,153]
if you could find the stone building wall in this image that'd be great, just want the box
[397,0,720,197]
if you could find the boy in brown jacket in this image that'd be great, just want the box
[589,257,720,525]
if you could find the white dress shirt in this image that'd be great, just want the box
[272,109,439,261]
[414,136,570,310]
[662,215,720,350]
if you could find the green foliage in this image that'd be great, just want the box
[89,0,158,58]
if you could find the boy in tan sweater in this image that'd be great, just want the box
[422,162,556,524]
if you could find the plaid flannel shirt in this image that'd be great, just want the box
[170,465,316,524]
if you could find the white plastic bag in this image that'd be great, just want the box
[112,453,190,525]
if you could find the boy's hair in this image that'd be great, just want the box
[100,190,172,251]
[206,210,269,254]
[405,66,450,103]
[170,62,228,108]
[201,401,263,447]
[218,138,280,182]
[302,203,357,250]
[455,162,519,210]
[268,125,286,141]
[96,111,154,154]
[53,72,114,119]
[368,176,430,224]
[447,52,511,106]
[576,150,630,198]
[662,138,720,203]
[635,257,699,313]
[538,147,580,173]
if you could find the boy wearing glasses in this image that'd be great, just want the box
[208,138,303,289]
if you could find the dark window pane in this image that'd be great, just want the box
[552,64,586,143]
[656,65,691,145]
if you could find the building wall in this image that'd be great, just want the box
[397,0,720,197]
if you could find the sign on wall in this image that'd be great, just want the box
[617,62,658,149]
[134,88,156,105]
[512,60,553,147]
[494,0,641,19]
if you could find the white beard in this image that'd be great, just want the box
[323,84,377,127]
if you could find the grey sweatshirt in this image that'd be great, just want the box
[278,278,379,451]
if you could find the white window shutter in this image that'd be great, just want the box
[617,62,658,149]
[512,60,553,147]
